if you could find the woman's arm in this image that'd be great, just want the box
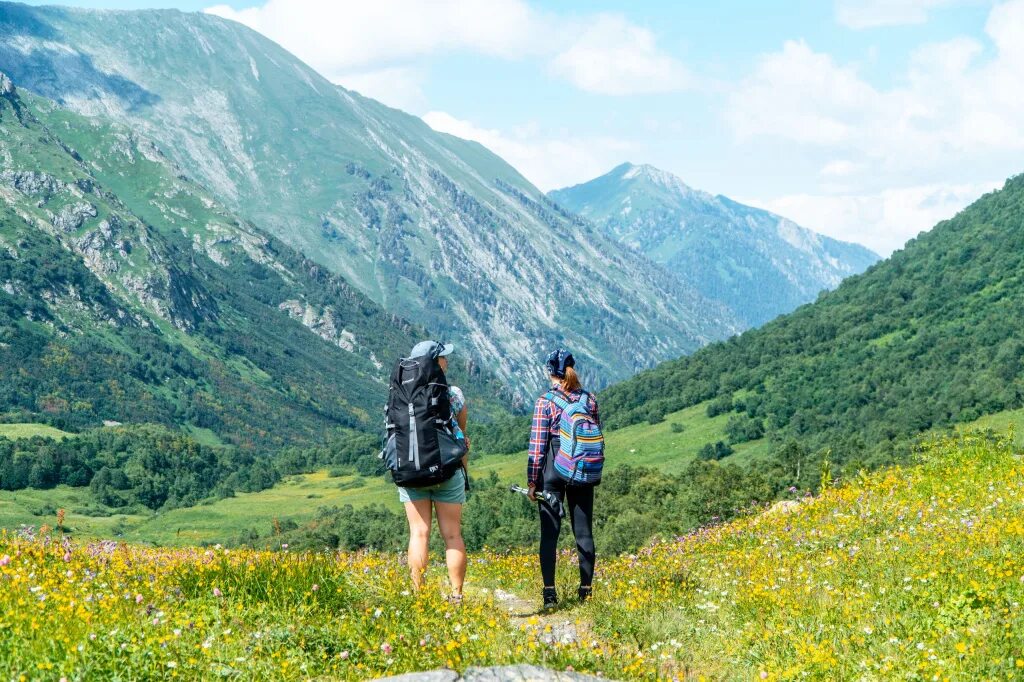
[527,399,549,496]
[457,404,469,467]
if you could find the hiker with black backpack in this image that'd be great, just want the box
[527,349,604,609]
[380,340,470,602]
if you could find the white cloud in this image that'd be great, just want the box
[549,15,692,95]
[422,111,635,191]
[205,1,686,102]
[835,0,962,29]
[728,40,877,146]
[820,159,863,177]
[730,9,1024,162]
[339,66,429,113]
[751,180,999,255]
[205,0,539,72]
[729,1,1024,249]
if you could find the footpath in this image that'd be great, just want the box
[375,586,613,681]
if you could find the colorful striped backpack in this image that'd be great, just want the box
[546,390,605,485]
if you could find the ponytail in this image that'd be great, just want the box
[560,366,582,393]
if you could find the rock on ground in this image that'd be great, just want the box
[374,665,611,681]
[374,671,459,682]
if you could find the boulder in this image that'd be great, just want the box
[373,671,459,682]
[464,665,606,680]
[766,499,802,516]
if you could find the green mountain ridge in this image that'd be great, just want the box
[0,3,740,394]
[0,70,466,447]
[600,173,1024,467]
[550,162,880,326]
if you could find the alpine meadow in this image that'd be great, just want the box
[0,1,1023,681]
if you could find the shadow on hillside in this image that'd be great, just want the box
[0,4,160,111]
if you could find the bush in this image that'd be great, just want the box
[647,405,667,425]
[706,396,735,418]
[697,441,734,461]
[725,415,765,444]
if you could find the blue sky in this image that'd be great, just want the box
[22,0,1022,254]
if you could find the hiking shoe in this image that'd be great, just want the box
[578,586,592,603]
[542,587,558,609]
[447,593,464,607]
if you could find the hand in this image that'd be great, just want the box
[464,434,471,452]
[527,483,537,502]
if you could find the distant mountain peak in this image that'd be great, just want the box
[621,161,674,182]
[608,162,711,203]
[550,166,880,327]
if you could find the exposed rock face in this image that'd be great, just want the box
[374,666,611,681]
[2,170,65,199]
[51,202,98,233]
[279,299,357,352]
[0,72,13,95]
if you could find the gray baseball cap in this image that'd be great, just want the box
[409,340,453,359]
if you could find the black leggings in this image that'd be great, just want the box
[538,480,596,588]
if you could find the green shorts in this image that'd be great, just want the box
[398,469,466,505]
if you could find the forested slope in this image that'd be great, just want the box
[602,176,1024,465]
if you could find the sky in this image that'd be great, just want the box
[21,0,1024,255]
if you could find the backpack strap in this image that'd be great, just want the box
[544,390,571,411]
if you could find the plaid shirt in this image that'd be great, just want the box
[527,387,600,485]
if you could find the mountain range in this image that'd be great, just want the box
[0,3,739,395]
[0,1,888,445]
[550,163,880,326]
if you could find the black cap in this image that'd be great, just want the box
[545,349,575,378]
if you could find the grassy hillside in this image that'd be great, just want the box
[0,484,146,536]
[590,432,1024,679]
[602,175,1024,473]
[0,423,71,440]
[0,451,521,546]
[1,433,1019,680]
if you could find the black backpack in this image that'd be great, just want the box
[380,354,466,488]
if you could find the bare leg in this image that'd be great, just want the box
[434,501,466,596]
[404,499,433,590]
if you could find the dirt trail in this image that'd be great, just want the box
[474,586,589,647]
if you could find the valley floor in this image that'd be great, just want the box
[0,433,1021,680]
[4,402,1024,547]
[0,398,780,545]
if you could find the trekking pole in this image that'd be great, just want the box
[509,484,565,518]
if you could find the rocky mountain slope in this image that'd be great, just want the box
[0,71,445,447]
[550,163,880,326]
[0,4,740,393]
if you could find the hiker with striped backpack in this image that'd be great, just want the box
[526,349,605,609]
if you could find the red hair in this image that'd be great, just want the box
[559,366,582,393]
